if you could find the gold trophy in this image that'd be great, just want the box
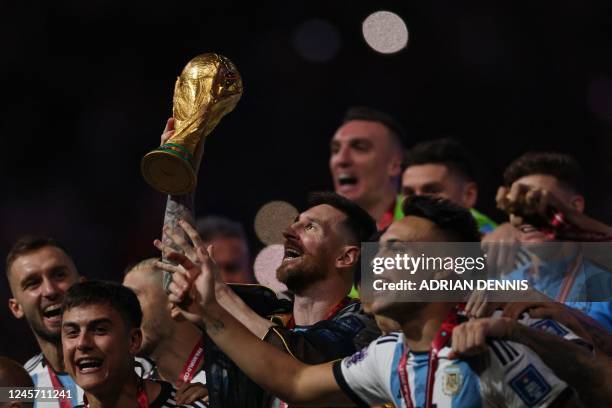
[141,53,243,195]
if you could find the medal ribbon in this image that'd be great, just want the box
[556,253,583,303]
[397,307,460,408]
[285,297,351,330]
[178,338,205,385]
[45,361,72,408]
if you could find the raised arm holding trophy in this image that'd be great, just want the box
[142,53,243,297]
[142,53,243,195]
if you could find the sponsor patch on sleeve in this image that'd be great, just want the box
[343,348,368,368]
[509,364,552,407]
[530,319,569,337]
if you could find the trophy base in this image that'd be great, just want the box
[141,146,196,195]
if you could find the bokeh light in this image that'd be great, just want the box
[254,244,287,293]
[362,11,408,54]
[254,201,299,245]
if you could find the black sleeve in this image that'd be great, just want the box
[263,306,381,364]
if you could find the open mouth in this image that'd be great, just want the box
[76,357,104,373]
[283,242,303,261]
[42,304,62,321]
[519,224,539,234]
[338,173,358,186]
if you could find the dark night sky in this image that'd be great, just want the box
[1,0,611,360]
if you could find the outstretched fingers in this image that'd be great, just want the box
[179,219,205,250]
[165,225,198,262]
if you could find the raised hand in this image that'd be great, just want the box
[496,184,570,229]
[155,221,200,264]
[155,219,224,285]
[155,243,219,327]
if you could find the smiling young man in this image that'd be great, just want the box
[6,236,84,407]
[61,280,207,408]
[329,107,405,229]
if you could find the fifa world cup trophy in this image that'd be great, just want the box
[141,53,243,195]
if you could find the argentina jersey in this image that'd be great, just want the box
[24,353,84,408]
[333,313,581,407]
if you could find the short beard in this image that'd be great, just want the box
[276,257,326,295]
[30,320,61,344]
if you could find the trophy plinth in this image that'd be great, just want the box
[141,145,196,195]
[141,53,242,195]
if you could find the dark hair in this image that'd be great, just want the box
[308,192,377,287]
[342,106,406,149]
[62,281,142,329]
[403,195,481,242]
[0,356,34,389]
[308,191,377,244]
[403,137,476,181]
[503,151,584,194]
[6,235,69,277]
[196,216,247,242]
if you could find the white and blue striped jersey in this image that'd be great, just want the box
[24,353,84,408]
[333,314,581,408]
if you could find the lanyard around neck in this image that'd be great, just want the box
[397,307,459,408]
[178,338,205,385]
[45,360,72,408]
[286,296,351,330]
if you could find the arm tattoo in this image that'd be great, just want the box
[162,193,196,260]
[205,317,225,334]
[162,193,195,292]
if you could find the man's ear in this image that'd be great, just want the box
[8,298,24,319]
[462,181,478,209]
[78,276,86,283]
[387,151,403,178]
[129,328,143,354]
[570,195,585,213]
[336,246,360,270]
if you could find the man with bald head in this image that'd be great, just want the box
[123,259,206,390]
[0,356,34,408]
[330,107,405,229]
